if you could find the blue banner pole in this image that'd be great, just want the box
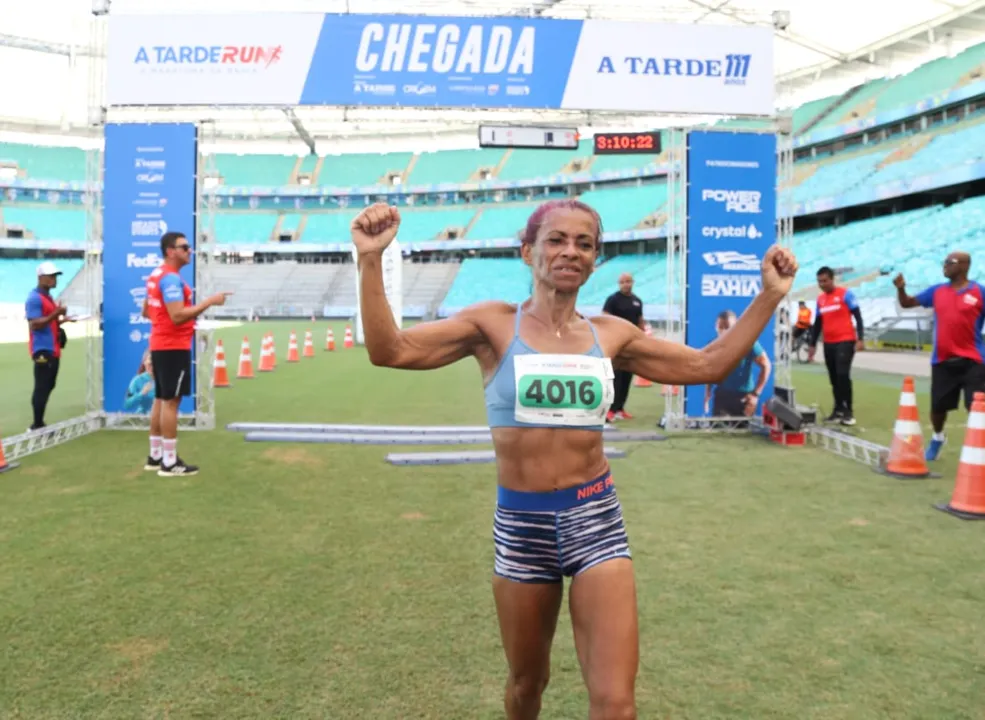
[684,130,778,421]
[102,122,199,419]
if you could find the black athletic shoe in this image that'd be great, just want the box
[840,415,857,427]
[144,456,162,472]
[157,457,199,477]
[824,411,843,423]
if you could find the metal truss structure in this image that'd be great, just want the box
[5,12,217,463]
[1,414,104,465]
[660,120,795,434]
[808,426,890,469]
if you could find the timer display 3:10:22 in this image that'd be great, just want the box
[592,131,662,155]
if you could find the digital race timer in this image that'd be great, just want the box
[593,130,662,155]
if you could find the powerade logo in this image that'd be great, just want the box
[701,224,762,240]
[355,22,535,75]
[702,189,761,214]
[601,53,752,86]
[133,45,283,68]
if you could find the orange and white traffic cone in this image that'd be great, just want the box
[287,331,300,363]
[213,339,231,388]
[325,328,335,352]
[259,333,275,372]
[343,325,354,349]
[303,330,315,358]
[237,336,255,379]
[936,392,985,520]
[634,325,653,388]
[0,428,19,474]
[879,376,931,479]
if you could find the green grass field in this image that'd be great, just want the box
[2,321,984,719]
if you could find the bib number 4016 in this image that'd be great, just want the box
[519,376,602,410]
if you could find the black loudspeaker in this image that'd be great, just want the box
[765,394,804,431]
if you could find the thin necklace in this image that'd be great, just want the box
[526,307,573,338]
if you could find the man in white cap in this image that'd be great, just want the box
[25,261,72,431]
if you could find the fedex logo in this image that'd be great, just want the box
[133,45,283,68]
[127,252,161,268]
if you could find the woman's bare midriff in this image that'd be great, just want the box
[490,426,611,492]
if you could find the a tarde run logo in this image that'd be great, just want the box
[133,45,283,73]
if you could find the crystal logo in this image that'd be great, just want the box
[701,224,762,240]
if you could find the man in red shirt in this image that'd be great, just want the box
[807,266,865,426]
[142,231,231,476]
[894,251,985,461]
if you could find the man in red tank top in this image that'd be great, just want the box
[142,231,232,477]
[807,266,865,426]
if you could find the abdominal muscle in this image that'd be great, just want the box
[490,426,611,492]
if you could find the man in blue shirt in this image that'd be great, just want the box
[24,261,72,431]
[705,309,772,418]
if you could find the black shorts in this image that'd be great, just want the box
[931,357,985,413]
[713,388,750,417]
[151,349,192,401]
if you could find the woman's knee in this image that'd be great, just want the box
[589,691,636,720]
[508,669,550,703]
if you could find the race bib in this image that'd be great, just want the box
[513,354,615,427]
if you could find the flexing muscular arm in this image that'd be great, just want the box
[611,246,798,386]
[354,203,485,370]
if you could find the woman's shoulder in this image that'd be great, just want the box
[456,300,521,322]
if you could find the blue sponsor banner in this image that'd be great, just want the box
[685,130,777,419]
[102,122,198,416]
[300,14,582,109]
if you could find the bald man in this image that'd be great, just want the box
[895,250,985,461]
[603,272,645,421]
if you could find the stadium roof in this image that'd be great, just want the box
[3,0,985,151]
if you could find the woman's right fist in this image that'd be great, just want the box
[351,203,401,256]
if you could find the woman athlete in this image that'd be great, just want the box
[352,198,798,720]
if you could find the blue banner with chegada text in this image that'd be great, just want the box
[102,122,198,416]
[685,130,777,420]
[105,13,773,116]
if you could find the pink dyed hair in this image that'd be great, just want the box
[521,199,604,250]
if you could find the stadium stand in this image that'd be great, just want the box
[6,36,985,334]
[0,258,83,304]
[2,206,86,243]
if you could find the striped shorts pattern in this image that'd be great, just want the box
[493,490,632,584]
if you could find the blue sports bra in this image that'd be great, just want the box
[484,305,613,431]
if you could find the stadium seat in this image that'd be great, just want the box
[0,258,84,304]
[2,206,87,243]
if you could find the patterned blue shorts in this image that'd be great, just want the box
[493,471,632,584]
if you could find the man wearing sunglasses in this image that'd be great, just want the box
[895,251,985,461]
[143,231,232,476]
